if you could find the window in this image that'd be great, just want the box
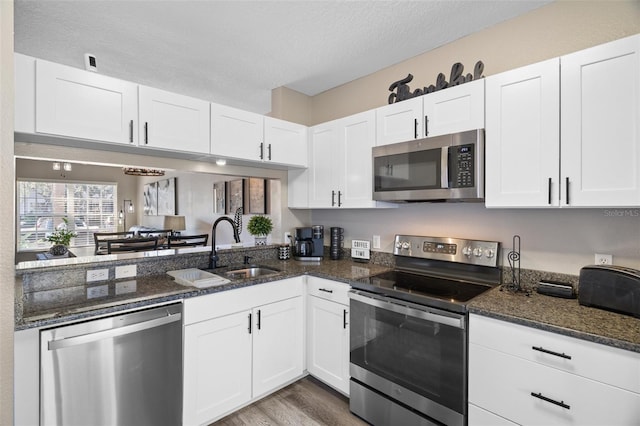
[17,180,117,250]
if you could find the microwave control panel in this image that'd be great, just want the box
[450,144,475,188]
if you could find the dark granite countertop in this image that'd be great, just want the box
[16,258,391,331]
[16,254,640,356]
[468,286,640,353]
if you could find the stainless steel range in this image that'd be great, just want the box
[349,235,501,426]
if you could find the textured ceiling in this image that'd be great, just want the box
[14,0,551,114]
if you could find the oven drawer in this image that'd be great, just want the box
[469,314,640,393]
[307,277,350,305]
[469,343,640,425]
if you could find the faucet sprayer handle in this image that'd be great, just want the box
[244,255,252,265]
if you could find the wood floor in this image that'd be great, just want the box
[212,376,368,426]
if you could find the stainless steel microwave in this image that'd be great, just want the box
[372,129,484,202]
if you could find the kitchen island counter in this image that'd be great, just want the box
[468,286,640,353]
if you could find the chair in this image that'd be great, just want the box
[106,236,159,254]
[93,231,135,255]
[167,234,209,248]
[138,229,172,248]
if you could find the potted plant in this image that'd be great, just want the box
[246,215,273,246]
[45,217,77,256]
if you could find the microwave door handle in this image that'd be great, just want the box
[441,146,450,188]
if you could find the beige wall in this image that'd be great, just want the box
[288,0,640,125]
[1,1,14,423]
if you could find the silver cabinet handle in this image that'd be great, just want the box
[48,312,181,351]
[331,190,336,207]
[565,177,570,205]
[268,143,272,161]
[259,142,264,160]
[129,120,134,143]
[548,178,552,205]
[425,115,429,137]
[144,122,149,144]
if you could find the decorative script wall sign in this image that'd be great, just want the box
[388,61,485,104]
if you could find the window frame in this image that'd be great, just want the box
[16,178,119,251]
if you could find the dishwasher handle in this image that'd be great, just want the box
[48,310,182,351]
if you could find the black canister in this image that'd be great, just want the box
[330,227,344,260]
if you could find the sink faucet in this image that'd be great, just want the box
[209,217,241,269]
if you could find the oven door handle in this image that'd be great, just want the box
[349,290,464,329]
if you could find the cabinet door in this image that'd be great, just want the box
[308,122,339,207]
[264,117,308,167]
[183,310,252,425]
[307,295,350,395]
[561,34,640,207]
[35,59,138,145]
[485,58,560,207]
[252,296,304,397]
[375,97,422,146]
[138,86,210,154]
[341,110,378,208]
[422,79,485,138]
[210,102,263,161]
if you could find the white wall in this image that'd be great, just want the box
[311,204,640,275]
[136,172,284,247]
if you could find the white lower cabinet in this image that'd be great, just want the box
[183,278,304,425]
[306,277,350,395]
[469,314,640,425]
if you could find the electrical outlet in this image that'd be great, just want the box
[595,253,613,265]
[115,264,137,279]
[86,268,109,282]
[372,235,381,249]
[284,231,292,243]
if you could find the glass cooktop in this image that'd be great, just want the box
[353,270,493,312]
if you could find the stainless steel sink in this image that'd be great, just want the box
[224,266,280,279]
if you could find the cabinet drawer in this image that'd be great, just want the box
[184,278,304,325]
[306,276,350,305]
[470,314,640,393]
[470,343,640,425]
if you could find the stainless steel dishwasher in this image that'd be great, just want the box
[40,303,183,426]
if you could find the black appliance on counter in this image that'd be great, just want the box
[578,264,640,318]
[292,226,324,261]
[349,234,501,426]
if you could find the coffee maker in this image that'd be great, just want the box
[292,226,324,261]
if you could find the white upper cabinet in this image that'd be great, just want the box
[308,110,389,208]
[485,58,560,207]
[138,86,210,154]
[35,59,138,145]
[561,34,640,207]
[422,78,485,137]
[264,117,307,167]
[210,103,264,161]
[211,103,307,167]
[376,79,485,146]
[376,96,423,146]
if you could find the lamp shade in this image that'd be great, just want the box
[164,215,186,232]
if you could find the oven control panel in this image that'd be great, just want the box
[394,235,500,267]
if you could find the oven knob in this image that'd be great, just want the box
[462,246,472,257]
[473,247,483,257]
[485,249,495,258]
[401,241,410,250]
